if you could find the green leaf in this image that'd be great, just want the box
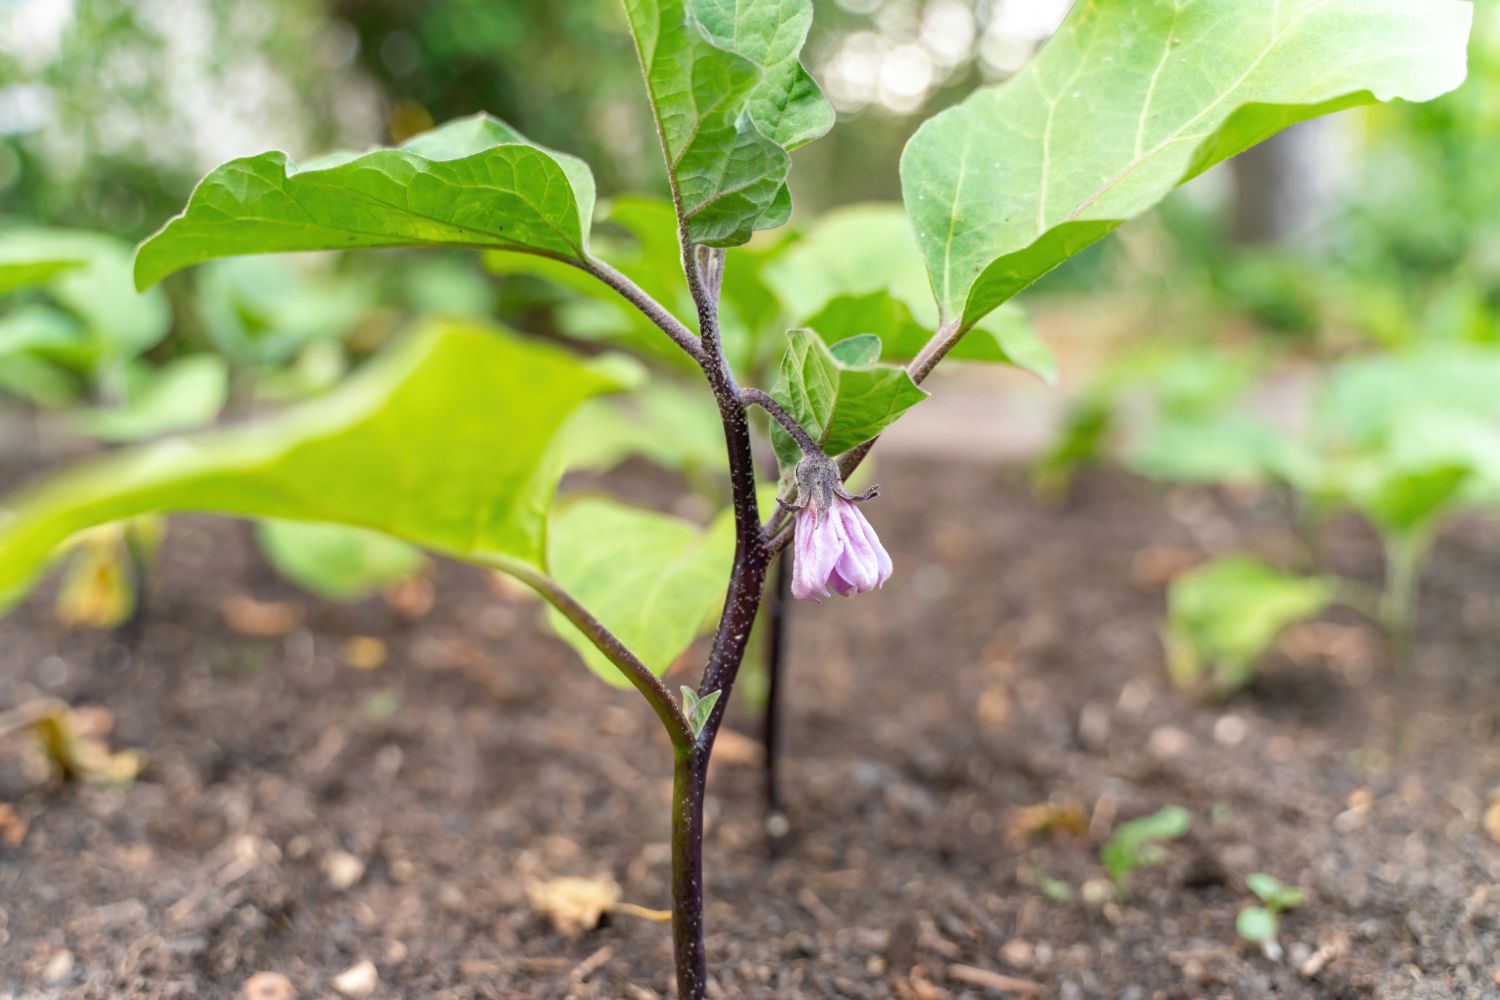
[1340,460,1471,538]
[902,0,1473,329]
[561,385,726,476]
[135,113,598,288]
[806,292,1053,382]
[0,230,170,367]
[691,0,832,152]
[1166,557,1334,693]
[0,320,623,612]
[623,0,829,245]
[1246,873,1305,912]
[764,204,936,323]
[1236,906,1278,944]
[195,257,376,367]
[486,196,701,369]
[544,498,735,686]
[769,329,929,468]
[1129,412,1307,487]
[1101,806,1191,887]
[0,259,84,296]
[680,685,723,738]
[69,355,229,443]
[0,354,78,408]
[256,520,425,601]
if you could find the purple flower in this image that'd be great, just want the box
[781,454,892,603]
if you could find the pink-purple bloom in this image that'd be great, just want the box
[783,454,892,603]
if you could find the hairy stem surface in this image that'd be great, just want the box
[671,748,709,999]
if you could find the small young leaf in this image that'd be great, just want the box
[1236,906,1278,944]
[901,0,1473,330]
[135,114,598,288]
[769,330,929,469]
[681,687,722,737]
[0,258,84,296]
[1246,873,1305,913]
[1101,806,1191,887]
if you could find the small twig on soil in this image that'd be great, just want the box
[570,944,614,986]
[946,964,1046,996]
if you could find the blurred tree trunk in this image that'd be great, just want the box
[1229,119,1345,247]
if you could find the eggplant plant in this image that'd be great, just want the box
[1145,345,1500,692]
[0,1,1473,993]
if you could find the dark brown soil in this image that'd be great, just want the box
[3,455,1500,1000]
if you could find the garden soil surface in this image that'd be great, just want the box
[3,451,1500,999]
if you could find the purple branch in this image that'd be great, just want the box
[740,387,819,456]
[577,255,705,363]
[501,560,694,749]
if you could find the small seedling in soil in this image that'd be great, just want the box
[1101,806,1191,896]
[1237,872,1306,960]
[0,2,1472,994]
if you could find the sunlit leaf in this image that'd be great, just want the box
[135,114,598,288]
[903,0,1473,329]
[544,498,735,685]
[0,320,624,611]
[561,384,726,476]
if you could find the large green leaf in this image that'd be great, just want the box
[902,0,1473,330]
[622,0,829,246]
[135,114,598,288]
[0,320,623,611]
[545,498,735,685]
[769,330,928,468]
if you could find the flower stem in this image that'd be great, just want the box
[740,387,820,456]
[763,549,791,853]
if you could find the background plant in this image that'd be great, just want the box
[0,1,1474,994]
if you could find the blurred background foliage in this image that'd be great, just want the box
[2,0,1499,685]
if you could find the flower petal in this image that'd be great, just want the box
[831,498,889,593]
[792,505,838,602]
